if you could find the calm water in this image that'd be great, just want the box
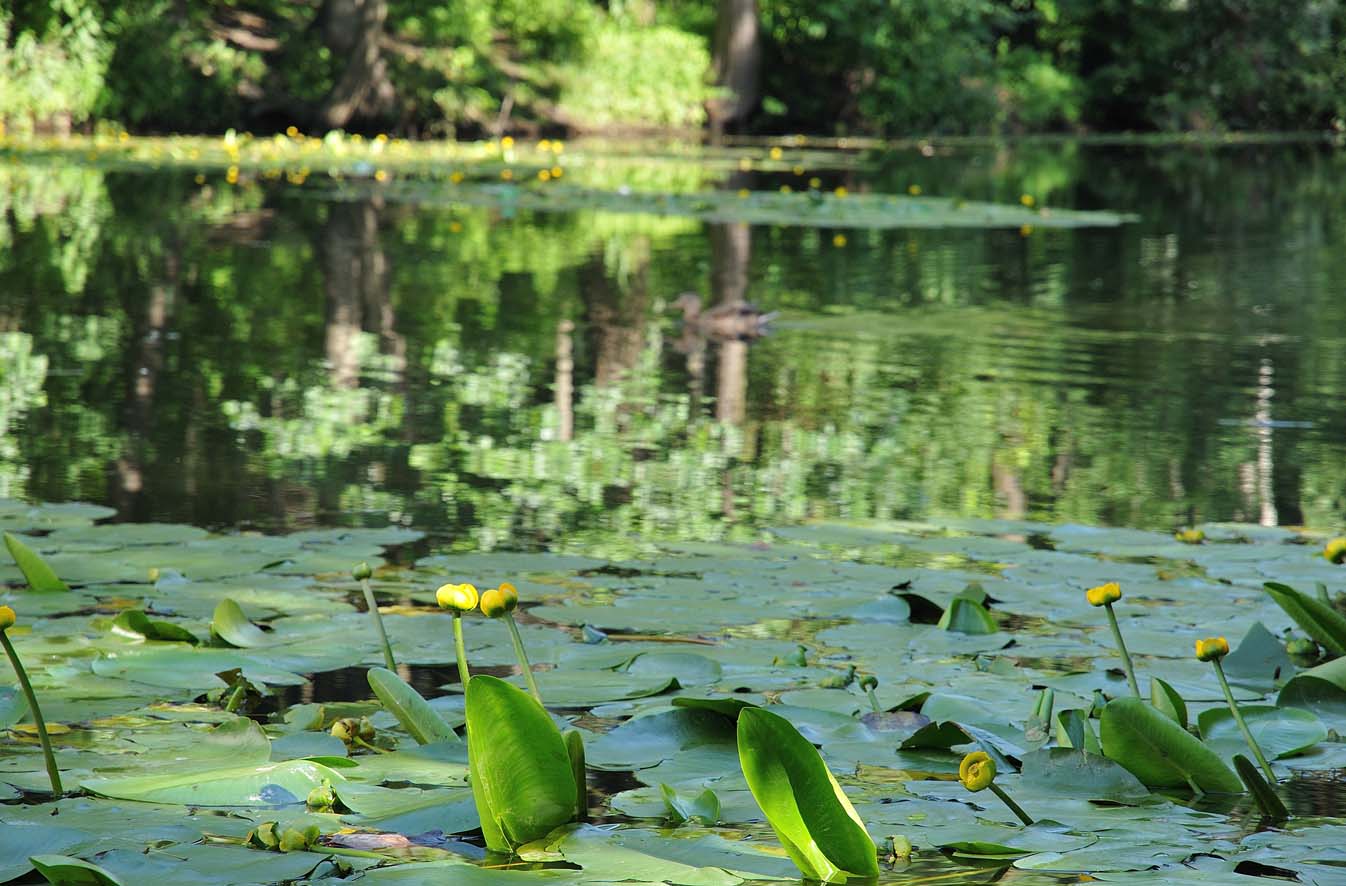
[2,139,1344,547]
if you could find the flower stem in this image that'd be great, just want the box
[452,612,471,685]
[360,577,396,670]
[988,783,1034,826]
[864,686,882,714]
[505,615,542,704]
[223,682,246,713]
[0,631,62,795]
[1103,602,1141,698]
[353,736,391,754]
[1212,659,1276,783]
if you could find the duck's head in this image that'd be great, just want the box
[671,291,702,317]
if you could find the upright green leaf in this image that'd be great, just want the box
[566,728,588,823]
[1150,677,1188,728]
[3,532,69,592]
[110,610,198,644]
[1099,698,1241,793]
[366,667,460,745]
[737,706,879,882]
[936,597,997,634]
[1263,582,1346,655]
[210,599,269,648]
[1233,755,1288,822]
[660,783,721,824]
[1054,709,1100,755]
[465,674,577,852]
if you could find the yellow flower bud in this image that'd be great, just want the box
[0,605,14,630]
[436,583,479,613]
[959,751,996,792]
[352,561,372,581]
[1174,528,1205,545]
[480,589,509,618]
[278,828,309,852]
[1196,636,1230,662]
[1324,537,1346,564]
[497,581,519,611]
[1086,582,1122,607]
[330,718,358,742]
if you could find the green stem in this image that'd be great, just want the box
[353,736,390,754]
[1103,603,1141,698]
[360,578,396,670]
[453,612,471,685]
[1213,659,1276,783]
[223,682,246,713]
[865,687,882,714]
[0,630,62,795]
[987,783,1034,826]
[505,615,542,704]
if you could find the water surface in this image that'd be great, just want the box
[2,139,1344,546]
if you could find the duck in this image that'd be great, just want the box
[671,292,775,340]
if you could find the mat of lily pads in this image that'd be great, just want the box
[2,497,1345,885]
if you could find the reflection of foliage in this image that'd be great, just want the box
[0,333,49,497]
[223,336,404,466]
[0,165,109,293]
[1,146,1345,542]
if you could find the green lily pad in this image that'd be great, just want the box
[83,759,346,805]
[1197,705,1327,762]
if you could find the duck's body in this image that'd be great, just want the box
[672,292,775,340]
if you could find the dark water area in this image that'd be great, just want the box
[2,139,1345,549]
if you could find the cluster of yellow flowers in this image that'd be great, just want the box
[436,581,519,619]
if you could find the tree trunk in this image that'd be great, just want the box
[709,0,761,135]
[314,0,394,130]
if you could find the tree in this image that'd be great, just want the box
[709,0,760,134]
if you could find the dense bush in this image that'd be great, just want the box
[2,0,1345,136]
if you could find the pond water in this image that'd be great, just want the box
[2,137,1345,549]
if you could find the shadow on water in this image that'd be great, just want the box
[1286,768,1346,819]
[252,662,519,719]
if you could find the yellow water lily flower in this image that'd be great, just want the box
[0,605,14,630]
[1196,636,1229,662]
[959,751,996,792]
[1175,528,1205,544]
[1086,582,1122,607]
[437,583,479,612]
[1324,537,1346,564]
[480,589,510,618]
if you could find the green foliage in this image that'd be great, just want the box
[367,667,461,745]
[3,530,69,592]
[1099,698,1242,793]
[465,673,580,852]
[736,706,879,882]
[1264,582,1346,655]
[556,23,711,129]
[0,2,110,130]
